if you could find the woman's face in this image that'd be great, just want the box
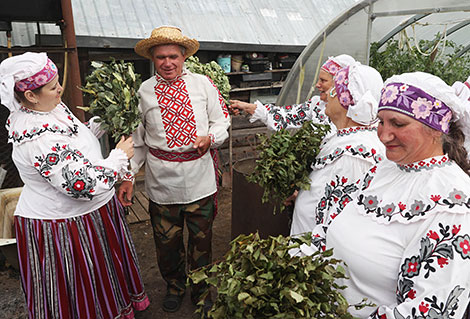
[377,110,443,165]
[325,86,347,126]
[315,69,334,102]
[29,75,62,112]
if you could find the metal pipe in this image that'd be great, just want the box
[278,0,379,105]
[365,1,375,65]
[376,14,429,49]
[60,0,85,122]
[372,5,470,18]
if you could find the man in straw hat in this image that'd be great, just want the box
[118,26,230,313]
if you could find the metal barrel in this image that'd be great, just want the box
[231,158,291,240]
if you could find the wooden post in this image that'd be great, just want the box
[60,0,84,121]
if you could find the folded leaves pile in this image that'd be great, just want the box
[189,232,372,319]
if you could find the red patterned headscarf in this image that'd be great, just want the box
[14,58,58,92]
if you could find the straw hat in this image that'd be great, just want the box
[135,26,200,59]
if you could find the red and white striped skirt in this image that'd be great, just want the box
[15,195,150,319]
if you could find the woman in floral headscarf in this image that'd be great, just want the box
[0,52,149,318]
[290,62,385,236]
[229,54,356,131]
[320,72,470,319]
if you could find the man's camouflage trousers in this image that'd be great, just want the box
[149,195,214,302]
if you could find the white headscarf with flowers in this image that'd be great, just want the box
[339,62,384,125]
[382,72,470,154]
[0,52,49,112]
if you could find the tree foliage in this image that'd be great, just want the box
[370,34,470,85]
[185,56,231,104]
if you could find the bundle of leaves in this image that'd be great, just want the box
[185,56,231,104]
[79,59,142,141]
[189,232,371,319]
[248,121,330,213]
[370,34,470,85]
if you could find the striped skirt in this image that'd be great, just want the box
[15,195,150,319]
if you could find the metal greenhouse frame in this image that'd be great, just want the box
[278,0,470,105]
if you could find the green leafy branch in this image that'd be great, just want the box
[189,232,373,318]
[248,121,330,213]
[185,56,231,104]
[79,59,142,141]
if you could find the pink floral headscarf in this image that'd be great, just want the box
[14,58,57,92]
[0,52,57,112]
[321,54,356,76]
[332,62,384,125]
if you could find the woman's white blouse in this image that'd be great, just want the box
[7,103,129,219]
[327,156,470,319]
[290,126,385,236]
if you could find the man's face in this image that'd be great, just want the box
[151,44,185,80]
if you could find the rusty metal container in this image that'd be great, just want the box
[231,158,290,240]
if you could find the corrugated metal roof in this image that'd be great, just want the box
[0,0,359,48]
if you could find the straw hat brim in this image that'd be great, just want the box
[135,37,199,60]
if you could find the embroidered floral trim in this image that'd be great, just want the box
[34,143,117,199]
[266,101,310,129]
[372,286,465,319]
[121,171,134,182]
[313,143,383,168]
[336,126,376,137]
[7,104,79,144]
[357,188,470,222]
[316,175,359,224]
[398,156,451,172]
[208,133,215,145]
[379,82,452,133]
[334,66,354,108]
[394,223,467,318]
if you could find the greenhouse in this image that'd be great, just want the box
[279,0,470,105]
[2,1,470,318]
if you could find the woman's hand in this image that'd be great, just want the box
[116,136,134,159]
[283,190,299,207]
[117,181,134,207]
[229,99,257,115]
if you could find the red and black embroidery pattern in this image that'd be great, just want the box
[316,175,359,224]
[395,223,469,310]
[7,105,79,144]
[266,98,325,129]
[154,75,197,148]
[370,286,464,319]
[34,143,117,199]
[357,188,470,222]
[314,144,383,168]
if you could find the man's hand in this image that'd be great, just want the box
[193,136,211,155]
[117,180,134,207]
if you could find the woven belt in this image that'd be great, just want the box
[149,148,204,162]
[149,147,221,216]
